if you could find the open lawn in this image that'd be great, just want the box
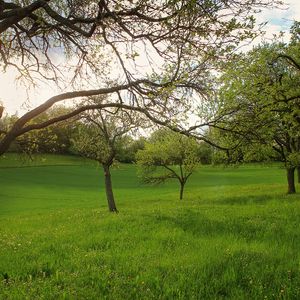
[0,154,300,299]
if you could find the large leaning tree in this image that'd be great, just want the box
[212,33,300,194]
[0,0,283,155]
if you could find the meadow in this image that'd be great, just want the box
[0,153,300,299]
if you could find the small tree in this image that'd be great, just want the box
[136,129,200,200]
[72,108,139,212]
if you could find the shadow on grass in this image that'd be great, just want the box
[198,190,299,206]
[0,164,85,169]
[146,204,300,244]
[209,193,277,206]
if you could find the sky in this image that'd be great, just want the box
[255,0,300,40]
[0,0,300,116]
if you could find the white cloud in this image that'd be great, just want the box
[285,0,300,20]
[0,69,59,116]
[254,0,300,42]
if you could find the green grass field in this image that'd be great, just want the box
[1,154,300,299]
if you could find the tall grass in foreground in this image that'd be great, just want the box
[0,154,300,299]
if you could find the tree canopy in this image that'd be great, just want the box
[0,0,283,155]
[212,31,300,193]
[136,128,200,199]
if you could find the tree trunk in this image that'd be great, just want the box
[179,181,185,200]
[0,132,16,156]
[102,164,118,212]
[287,167,296,194]
[297,166,300,184]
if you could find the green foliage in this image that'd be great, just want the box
[137,129,199,182]
[71,109,138,166]
[71,122,112,164]
[115,136,146,163]
[136,129,200,199]
[1,154,300,299]
[3,106,76,155]
[214,36,300,170]
[197,141,213,164]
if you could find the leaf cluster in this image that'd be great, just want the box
[213,34,300,167]
[136,128,200,184]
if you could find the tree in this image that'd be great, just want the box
[213,38,300,194]
[71,106,140,212]
[198,140,213,165]
[136,129,200,200]
[0,1,282,155]
[115,136,146,163]
[278,21,300,184]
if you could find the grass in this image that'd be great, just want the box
[0,153,300,299]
